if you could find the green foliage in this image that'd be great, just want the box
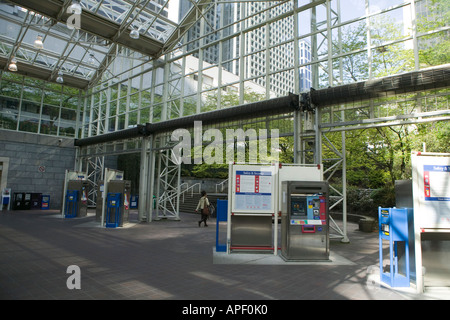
[324,0,449,192]
[345,186,376,216]
[371,185,396,209]
[190,163,228,179]
[339,185,396,218]
[417,0,450,67]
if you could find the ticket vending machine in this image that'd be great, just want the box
[378,207,415,287]
[105,180,131,227]
[281,181,330,261]
[65,190,78,218]
[105,193,121,228]
[65,180,89,218]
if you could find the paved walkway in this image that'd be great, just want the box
[0,209,449,300]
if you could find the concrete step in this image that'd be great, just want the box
[179,192,227,214]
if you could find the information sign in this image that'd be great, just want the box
[412,154,450,228]
[232,166,275,213]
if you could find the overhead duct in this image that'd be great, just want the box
[311,65,450,107]
[74,124,147,147]
[146,93,299,135]
[74,93,299,147]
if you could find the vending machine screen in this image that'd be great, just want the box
[291,196,307,216]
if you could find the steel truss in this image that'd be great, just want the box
[69,0,449,244]
[152,133,181,221]
[75,74,448,250]
[296,85,450,242]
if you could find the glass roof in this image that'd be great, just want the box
[79,0,179,42]
[0,0,185,88]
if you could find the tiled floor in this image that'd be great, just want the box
[0,209,448,300]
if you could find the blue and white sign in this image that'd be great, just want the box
[232,166,275,213]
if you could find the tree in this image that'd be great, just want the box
[323,3,449,189]
[416,0,450,67]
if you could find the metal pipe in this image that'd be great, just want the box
[74,94,299,147]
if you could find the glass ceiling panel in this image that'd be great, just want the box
[80,0,178,43]
[0,2,115,85]
[0,0,188,88]
[0,0,201,88]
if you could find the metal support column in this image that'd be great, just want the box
[138,136,150,222]
[153,134,181,221]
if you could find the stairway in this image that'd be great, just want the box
[179,191,227,216]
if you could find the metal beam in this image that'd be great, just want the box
[161,0,214,55]
[6,0,165,58]
[0,56,90,89]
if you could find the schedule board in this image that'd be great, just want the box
[231,165,275,213]
[412,153,450,229]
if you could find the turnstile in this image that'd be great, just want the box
[281,181,330,261]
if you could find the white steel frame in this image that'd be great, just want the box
[1,1,448,247]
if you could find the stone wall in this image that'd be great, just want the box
[0,129,76,210]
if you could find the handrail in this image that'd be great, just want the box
[160,182,202,204]
[215,179,228,193]
[181,182,201,197]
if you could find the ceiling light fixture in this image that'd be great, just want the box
[88,53,96,65]
[34,35,44,50]
[68,0,82,14]
[130,29,140,40]
[8,58,18,72]
[56,70,64,84]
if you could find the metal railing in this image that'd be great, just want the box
[215,179,228,193]
[180,182,201,203]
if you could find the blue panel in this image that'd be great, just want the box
[216,199,228,222]
[216,200,228,252]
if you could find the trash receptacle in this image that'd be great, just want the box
[31,193,42,209]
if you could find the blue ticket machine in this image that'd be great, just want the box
[379,207,415,287]
[65,190,78,218]
[106,193,121,228]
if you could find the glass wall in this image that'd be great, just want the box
[80,0,448,139]
[1,1,447,140]
[0,71,81,137]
